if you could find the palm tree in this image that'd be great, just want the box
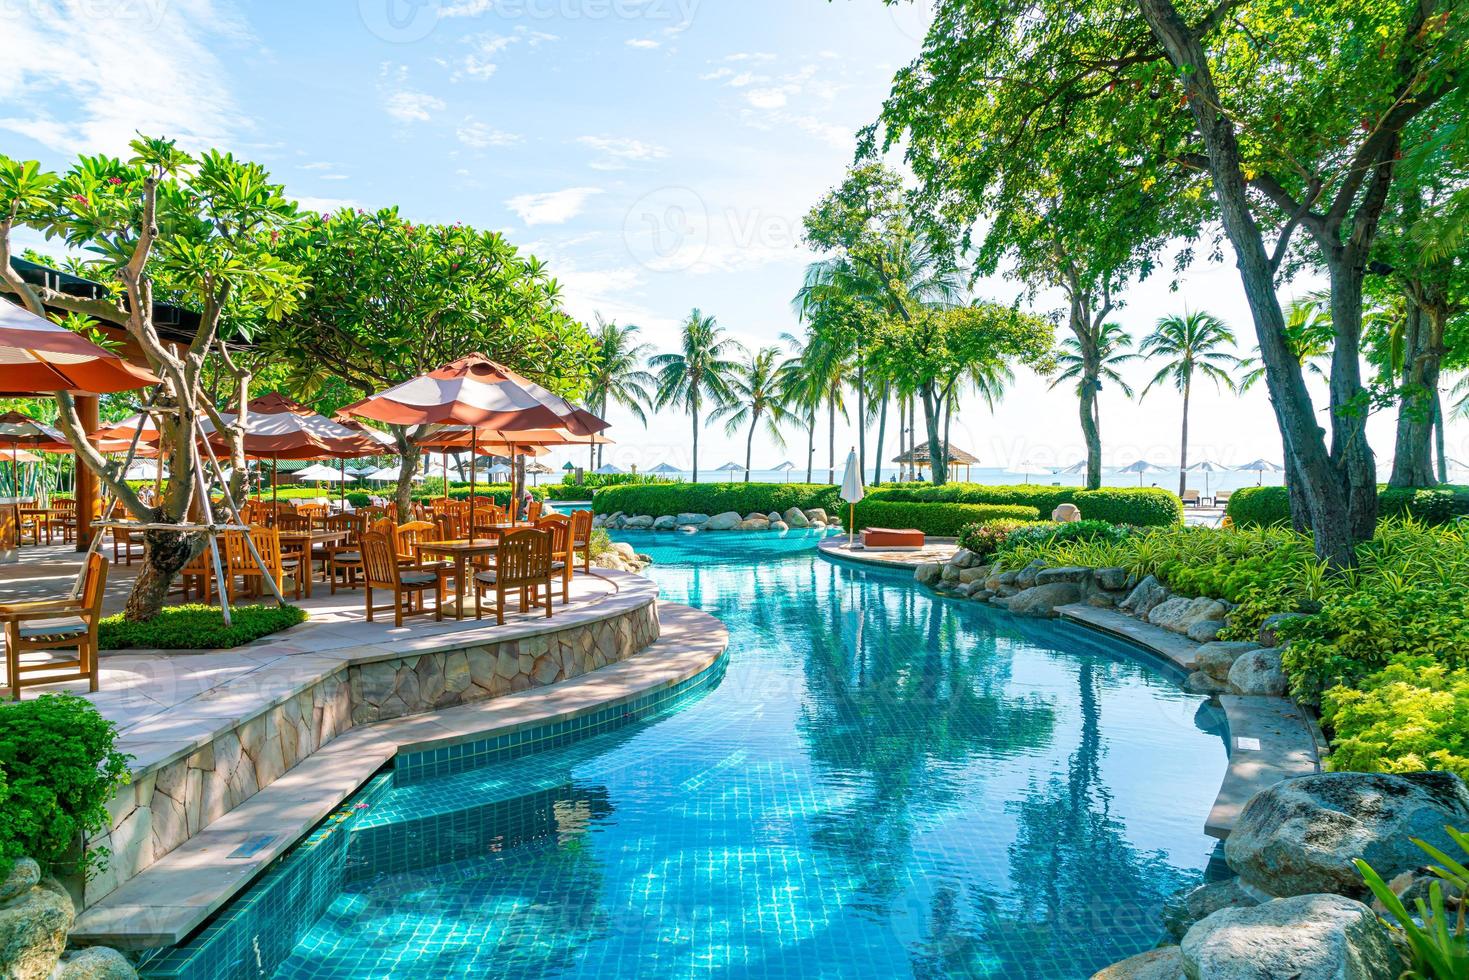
[1140,310,1241,498]
[711,346,797,481]
[650,309,743,483]
[1237,296,1332,391]
[585,315,655,470]
[778,332,822,482]
[1049,319,1137,452]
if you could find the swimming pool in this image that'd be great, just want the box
[245,530,1228,978]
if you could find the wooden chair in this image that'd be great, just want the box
[225,527,304,602]
[175,546,215,603]
[111,524,144,565]
[473,528,553,625]
[570,510,594,574]
[395,520,447,570]
[50,498,77,543]
[0,553,107,700]
[323,513,366,593]
[361,530,444,628]
[435,509,468,540]
[1181,489,1201,508]
[535,515,573,605]
[1214,490,1233,508]
[527,499,543,523]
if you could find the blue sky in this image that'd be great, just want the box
[3,0,1459,478]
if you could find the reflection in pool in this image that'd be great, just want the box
[274,529,1227,978]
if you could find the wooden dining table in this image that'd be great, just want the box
[18,507,55,545]
[414,538,504,619]
[277,529,350,597]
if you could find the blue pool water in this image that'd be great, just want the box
[265,530,1226,978]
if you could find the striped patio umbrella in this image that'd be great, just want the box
[0,301,157,395]
[211,392,385,504]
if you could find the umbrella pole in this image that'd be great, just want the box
[339,458,346,509]
[272,458,279,505]
[848,502,855,548]
[470,429,477,537]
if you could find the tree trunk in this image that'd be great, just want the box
[393,430,419,517]
[921,383,946,485]
[827,393,836,484]
[691,398,700,484]
[856,360,866,480]
[1389,300,1444,488]
[1323,260,1381,539]
[744,416,756,482]
[124,525,197,621]
[1079,374,1102,491]
[1178,378,1191,498]
[1138,0,1359,567]
[943,387,954,484]
[1434,390,1448,484]
[872,383,888,485]
[805,418,815,483]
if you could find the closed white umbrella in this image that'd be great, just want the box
[839,447,864,547]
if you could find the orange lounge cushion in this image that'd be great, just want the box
[861,527,925,548]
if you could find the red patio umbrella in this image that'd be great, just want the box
[343,354,609,529]
[0,301,157,395]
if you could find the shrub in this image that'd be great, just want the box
[849,500,1039,536]
[863,483,1181,527]
[1225,485,1291,527]
[98,604,307,650]
[1229,483,1469,528]
[593,483,842,519]
[344,483,549,509]
[957,519,1036,560]
[1323,656,1469,779]
[0,694,131,878]
[1000,519,1132,552]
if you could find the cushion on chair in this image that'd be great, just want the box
[16,616,87,640]
[550,561,566,571]
[398,571,439,587]
[473,570,497,584]
[331,551,362,563]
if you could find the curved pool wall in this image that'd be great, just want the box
[151,529,1230,979]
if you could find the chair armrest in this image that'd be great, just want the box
[0,598,76,615]
[0,605,89,622]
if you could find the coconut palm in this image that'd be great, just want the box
[778,332,823,482]
[585,315,655,470]
[1237,296,1332,391]
[1140,310,1241,498]
[650,309,744,483]
[711,346,797,481]
[1049,322,1137,405]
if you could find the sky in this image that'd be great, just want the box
[2,0,1463,480]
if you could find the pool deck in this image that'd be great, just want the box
[72,602,729,949]
[817,535,958,569]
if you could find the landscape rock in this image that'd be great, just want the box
[1186,619,1226,643]
[1036,566,1092,585]
[1259,612,1308,646]
[1016,561,1046,588]
[1184,671,1230,695]
[958,566,990,585]
[1090,946,1183,980]
[705,511,742,531]
[652,515,676,531]
[766,511,782,523]
[770,521,789,532]
[1162,878,1261,941]
[971,589,995,602]
[1149,595,1229,635]
[1096,567,1130,591]
[0,878,74,980]
[1195,641,1261,682]
[1227,647,1288,696]
[1226,771,1469,899]
[915,563,944,585]
[998,570,1019,586]
[1005,582,1081,617]
[0,861,39,904]
[950,547,977,568]
[738,518,770,531]
[1087,592,1117,608]
[675,512,709,527]
[622,514,654,530]
[1180,893,1399,980]
[804,508,829,524]
[1052,502,1082,523]
[612,542,639,562]
[1120,575,1168,618]
[941,563,962,583]
[56,946,138,979]
[782,507,809,528]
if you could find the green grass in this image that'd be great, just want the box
[98,604,307,650]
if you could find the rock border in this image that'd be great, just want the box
[595,507,832,534]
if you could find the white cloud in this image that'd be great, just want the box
[700,67,734,81]
[0,0,249,154]
[626,38,660,49]
[383,89,444,123]
[745,88,788,109]
[458,120,522,148]
[576,135,668,170]
[456,27,559,81]
[724,52,777,63]
[506,187,603,226]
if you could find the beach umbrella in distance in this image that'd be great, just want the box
[648,462,682,475]
[839,447,865,547]
[294,463,350,482]
[1005,455,1049,482]
[1116,459,1162,486]
[593,463,624,475]
[365,465,424,482]
[1054,460,1089,475]
[714,461,743,482]
[525,460,553,485]
[487,463,512,481]
[121,460,168,482]
[1186,459,1228,497]
[1235,458,1285,485]
[772,460,795,482]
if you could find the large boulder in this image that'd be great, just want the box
[738,517,771,531]
[1162,878,1261,941]
[1195,641,1260,682]
[0,861,39,904]
[1184,671,1230,695]
[622,514,654,530]
[949,547,977,568]
[1187,619,1226,643]
[1120,575,1168,617]
[958,566,990,585]
[914,562,944,585]
[804,507,829,524]
[1005,582,1081,617]
[1180,894,1399,980]
[770,521,789,532]
[1090,946,1182,979]
[782,507,810,528]
[1016,560,1047,588]
[1095,567,1130,591]
[0,878,74,980]
[705,511,742,531]
[1036,566,1093,585]
[675,512,709,527]
[765,511,782,523]
[1228,647,1288,696]
[651,515,676,531]
[1226,771,1469,899]
[56,947,138,979]
[1149,595,1229,635]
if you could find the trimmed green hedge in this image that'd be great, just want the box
[863,483,1182,527]
[593,483,842,519]
[98,604,307,650]
[1227,484,1469,528]
[849,500,1040,536]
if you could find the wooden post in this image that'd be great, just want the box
[75,395,100,551]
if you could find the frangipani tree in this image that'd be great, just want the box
[0,139,305,619]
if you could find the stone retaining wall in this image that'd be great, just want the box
[80,598,659,910]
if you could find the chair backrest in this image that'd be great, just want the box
[276,513,310,533]
[360,531,399,588]
[54,497,76,513]
[434,513,461,541]
[1182,490,1200,504]
[1215,490,1232,503]
[409,502,429,522]
[225,526,282,578]
[570,509,593,545]
[527,499,543,522]
[324,512,364,544]
[395,520,438,560]
[535,515,570,559]
[79,553,109,623]
[494,528,551,589]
